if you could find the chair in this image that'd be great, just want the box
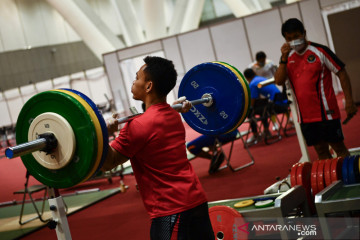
[13,171,49,225]
[244,98,282,146]
[267,93,296,138]
[187,130,255,172]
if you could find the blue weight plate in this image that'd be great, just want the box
[356,155,360,183]
[347,155,359,184]
[342,156,350,184]
[178,62,245,136]
[62,89,109,175]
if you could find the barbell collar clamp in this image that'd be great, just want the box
[5,133,57,159]
[38,132,58,154]
[170,95,213,110]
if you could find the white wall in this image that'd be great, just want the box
[1,0,354,128]
[0,67,111,127]
[104,0,332,117]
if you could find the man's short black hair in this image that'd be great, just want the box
[255,51,266,61]
[281,18,305,37]
[143,56,177,97]
[243,68,255,80]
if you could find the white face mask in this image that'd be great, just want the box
[288,38,305,53]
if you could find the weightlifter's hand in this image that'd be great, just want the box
[106,113,119,134]
[173,96,192,113]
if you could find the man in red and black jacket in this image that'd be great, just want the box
[275,18,357,160]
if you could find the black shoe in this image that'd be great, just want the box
[208,151,225,174]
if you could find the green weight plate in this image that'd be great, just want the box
[53,90,103,184]
[61,89,109,176]
[16,91,97,189]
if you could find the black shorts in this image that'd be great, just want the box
[300,119,344,146]
[150,202,214,240]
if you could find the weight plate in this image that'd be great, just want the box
[222,62,252,123]
[234,199,254,208]
[290,162,299,187]
[255,199,274,208]
[253,197,276,202]
[212,62,251,131]
[311,160,320,196]
[62,89,109,175]
[296,162,314,211]
[342,156,350,184]
[347,155,358,184]
[28,112,76,170]
[296,162,312,192]
[53,90,103,183]
[178,62,247,136]
[16,91,97,188]
[330,157,343,183]
[356,155,360,183]
[324,159,332,187]
[209,206,248,240]
[317,160,326,192]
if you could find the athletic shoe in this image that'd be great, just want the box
[246,135,259,145]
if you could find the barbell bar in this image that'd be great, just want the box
[257,78,275,89]
[6,61,251,188]
[116,95,213,124]
[6,95,213,159]
[6,137,49,159]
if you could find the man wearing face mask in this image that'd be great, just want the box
[274,18,357,160]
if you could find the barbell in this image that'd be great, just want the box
[5,62,251,188]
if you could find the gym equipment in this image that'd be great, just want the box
[7,90,99,189]
[209,205,247,240]
[342,156,350,184]
[324,159,332,186]
[254,199,274,208]
[257,77,275,88]
[315,180,360,239]
[62,88,109,178]
[317,160,326,192]
[347,155,360,184]
[209,185,311,240]
[290,162,299,187]
[178,62,250,136]
[5,62,250,189]
[330,156,343,183]
[290,156,360,217]
[234,199,254,208]
[295,162,315,213]
[311,161,320,195]
[4,62,250,240]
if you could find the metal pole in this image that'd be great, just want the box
[5,138,47,159]
[116,96,212,124]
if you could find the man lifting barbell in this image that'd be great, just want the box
[6,57,251,239]
[102,56,215,240]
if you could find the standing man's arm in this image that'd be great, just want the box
[274,43,291,85]
[336,69,358,118]
[101,117,129,171]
